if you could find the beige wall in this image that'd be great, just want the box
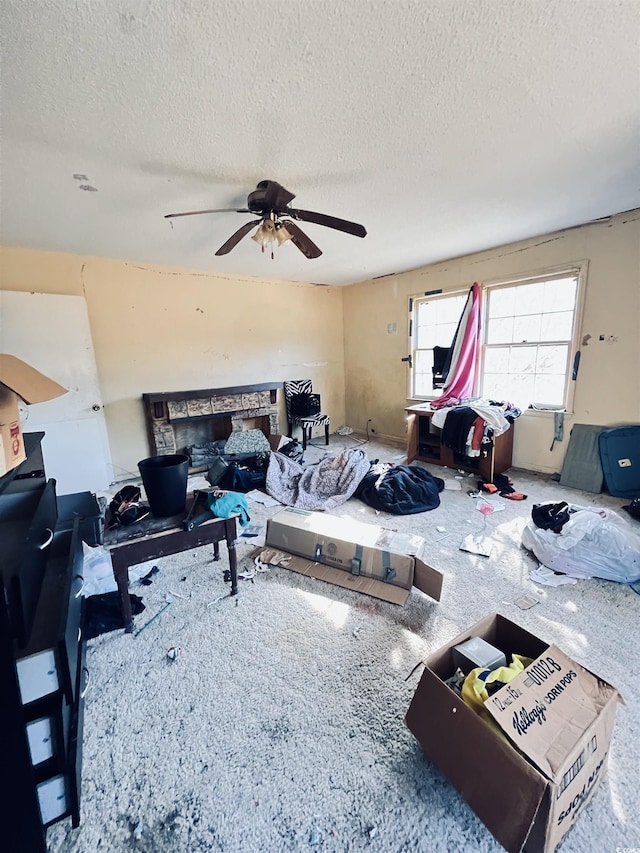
[2,209,638,481]
[343,210,640,473]
[0,247,345,480]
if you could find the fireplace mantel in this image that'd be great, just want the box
[143,382,282,457]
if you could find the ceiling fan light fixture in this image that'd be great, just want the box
[251,218,292,250]
[275,222,293,245]
[251,219,276,247]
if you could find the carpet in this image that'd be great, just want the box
[46,437,639,853]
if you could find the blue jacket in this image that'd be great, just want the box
[207,491,250,527]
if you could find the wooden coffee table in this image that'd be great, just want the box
[104,498,238,633]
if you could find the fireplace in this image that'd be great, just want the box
[143,382,282,462]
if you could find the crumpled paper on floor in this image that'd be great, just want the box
[529,564,584,586]
[254,549,292,571]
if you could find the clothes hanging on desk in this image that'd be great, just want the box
[440,407,479,456]
[468,416,485,456]
[431,399,521,459]
[467,401,511,435]
[431,400,519,435]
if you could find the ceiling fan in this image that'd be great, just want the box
[164,180,367,259]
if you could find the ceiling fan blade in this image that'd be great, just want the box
[165,208,251,219]
[282,220,323,259]
[288,208,366,238]
[214,220,262,256]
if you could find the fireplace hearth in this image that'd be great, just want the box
[143,383,282,462]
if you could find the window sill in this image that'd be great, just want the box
[521,408,573,419]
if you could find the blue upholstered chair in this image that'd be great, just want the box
[283,379,330,450]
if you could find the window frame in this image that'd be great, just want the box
[408,261,588,412]
[408,288,469,401]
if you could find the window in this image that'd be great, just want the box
[409,266,584,410]
[411,292,468,397]
[481,273,580,408]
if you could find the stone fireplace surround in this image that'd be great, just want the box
[143,382,281,462]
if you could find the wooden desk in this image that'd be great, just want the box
[405,404,514,482]
[104,504,238,633]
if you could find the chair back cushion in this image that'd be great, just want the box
[284,379,312,397]
[290,393,321,417]
[284,379,313,418]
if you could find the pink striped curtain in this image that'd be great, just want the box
[431,281,482,410]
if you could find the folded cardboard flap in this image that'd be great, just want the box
[405,613,621,853]
[0,354,67,477]
[483,645,614,779]
[0,354,67,404]
[413,555,443,602]
[256,549,413,605]
[268,434,288,452]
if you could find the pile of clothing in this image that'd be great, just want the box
[432,399,521,458]
[265,449,446,516]
[522,501,640,584]
[354,461,444,514]
[623,497,640,520]
[478,473,527,501]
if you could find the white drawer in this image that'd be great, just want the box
[37,774,67,824]
[17,649,59,705]
[26,716,54,765]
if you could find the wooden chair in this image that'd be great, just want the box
[283,379,330,450]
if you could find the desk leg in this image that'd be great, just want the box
[111,555,134,634]
[225,519,238,596]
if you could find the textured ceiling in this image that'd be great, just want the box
[1,0,639,286]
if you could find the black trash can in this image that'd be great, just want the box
[138,454,189,517]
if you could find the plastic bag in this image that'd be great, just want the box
[81,542,117,596]
[522,504,640,584]
[81,542,150,596]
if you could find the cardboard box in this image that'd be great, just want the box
[405,613,622,853]
[259,507,443,605]
[0,354,67,477]
[268,434,289,452]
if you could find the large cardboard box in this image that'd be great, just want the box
[0,354,67,477]
[260,507,443,604]
[405,613,621,853]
